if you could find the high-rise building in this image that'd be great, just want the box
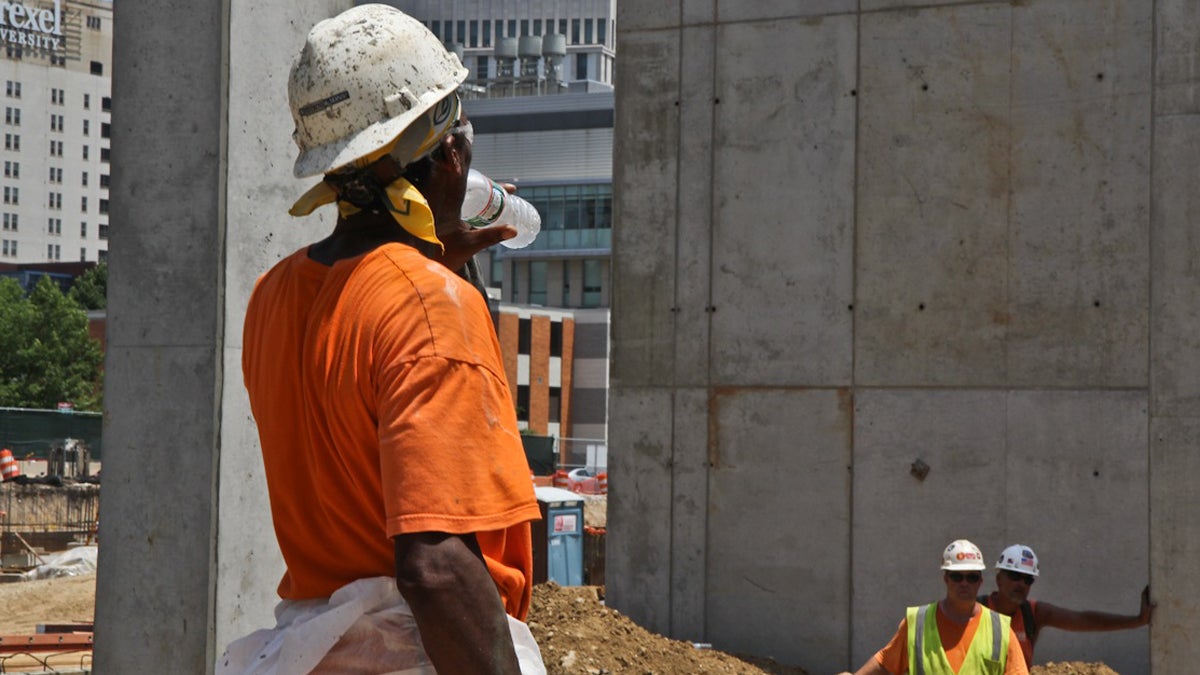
[0,0,112,265]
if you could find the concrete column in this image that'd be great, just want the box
[95,2,349,672]
[1150,2,1200,672]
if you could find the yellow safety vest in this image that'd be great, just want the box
[906,603,1010,675]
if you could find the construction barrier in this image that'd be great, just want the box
[552,469,570,489]
[0,448,20,481]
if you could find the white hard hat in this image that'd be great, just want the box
[941,539,987,571]
[995,544,1040,577]
[288,4,468,177]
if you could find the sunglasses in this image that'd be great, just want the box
[947,571,982,583]
[1003,570,1036,585]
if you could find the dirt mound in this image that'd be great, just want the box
[1032,664,1122,675]
[0,573,95,635]
[528,582,808,675]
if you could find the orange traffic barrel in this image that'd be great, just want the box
[597,472,608,494]
[552,469,569,489]
[0,448,20,481]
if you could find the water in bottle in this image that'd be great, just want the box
[461,169,541,249]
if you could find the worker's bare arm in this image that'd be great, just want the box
[394,531,521,675]
[1036,586,1154,632]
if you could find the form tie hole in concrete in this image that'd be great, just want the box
[1093,300,1101,307]
[1093,470,1100,477]
[1096,72,1104,81]
[847,304,854,311]
[911,458,930,481]
[921,83,929,91]
[918,303,926,311]
[850,89,857,96]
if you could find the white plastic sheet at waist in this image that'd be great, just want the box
[217,576,546,675]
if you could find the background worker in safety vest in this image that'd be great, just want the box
[219,5,544,674]
[977,544,1154,669]
[846,539,1029,675]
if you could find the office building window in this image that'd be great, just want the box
[81,196,87,212]
[559,19,567,35]
[84,93,90,109]
[533,19,542,36]
[48,217,61,235]
[4,107,19,125]
[87,15,101,29]
[48,191,60,209]
[475,55,488,80]
[572,18,581,43]
[529,261,547,305]
[99,199,108,215]
[98,249,107,262]
[47,243,60,260]
[583,259,603,307]
[2,212,15,230]
[3,133,16,150]
[49,167,62,183]
[456,20,465,43]
[481,20,491,47]
[4,81,19,98]
[585,18,593,44]
[470,20,478,47]
[90,61,103,75]
[507,20,516,38]
[576,53,588,80]
[80,247,86,262]
[81,171,87,186]
[81,222,87,237]
[550,321,563,357]
[3,186,17,204]
[99,224,109,239]
[101,97,111,111]
[598,20,607,46]
[518,317,531,353]
[100,174,109,188]
[1,239,15,257]
[50,139,63,156]
[548,387,561,423]
[82,145,88,160]
[50,113,64,131]
[3,160,16,178]
[83,119,89,135]
[101,147,110,162]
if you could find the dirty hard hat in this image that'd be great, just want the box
[941,539,987,571]
[288,4,469,178]
[994,544,1040,577]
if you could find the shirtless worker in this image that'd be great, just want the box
[848,539,1029,675]
[978,544,1153,669]
[218,5,544,673]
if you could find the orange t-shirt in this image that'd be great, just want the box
[243,243,541,618]
[874,604,1029,675]
[980,593,1038,668]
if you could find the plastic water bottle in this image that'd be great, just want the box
[461,169,541,249]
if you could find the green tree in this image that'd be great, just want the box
[69,262,107,310]
[0,276,104,411]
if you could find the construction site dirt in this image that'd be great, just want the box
[0,574,1126,675]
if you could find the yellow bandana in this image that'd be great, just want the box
[289,176,442,252]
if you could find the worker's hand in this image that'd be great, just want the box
[434,183,519,272]
[1139,585,1155,626]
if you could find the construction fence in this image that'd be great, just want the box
[0,407,103,460]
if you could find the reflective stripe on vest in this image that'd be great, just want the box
[908,603,1009,675]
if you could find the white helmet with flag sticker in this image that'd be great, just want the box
[995,544,1040,577]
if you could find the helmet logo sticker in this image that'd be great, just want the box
[431,96,454,126]
[299,91,350,117]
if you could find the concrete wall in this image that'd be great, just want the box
[94,1,348,672]
[609,2,1197,674]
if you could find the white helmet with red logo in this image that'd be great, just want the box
[995,544,1040,577]
[941,539,987,571]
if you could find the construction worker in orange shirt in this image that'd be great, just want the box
[848,539,1029,675]
[977,544,1153,669]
